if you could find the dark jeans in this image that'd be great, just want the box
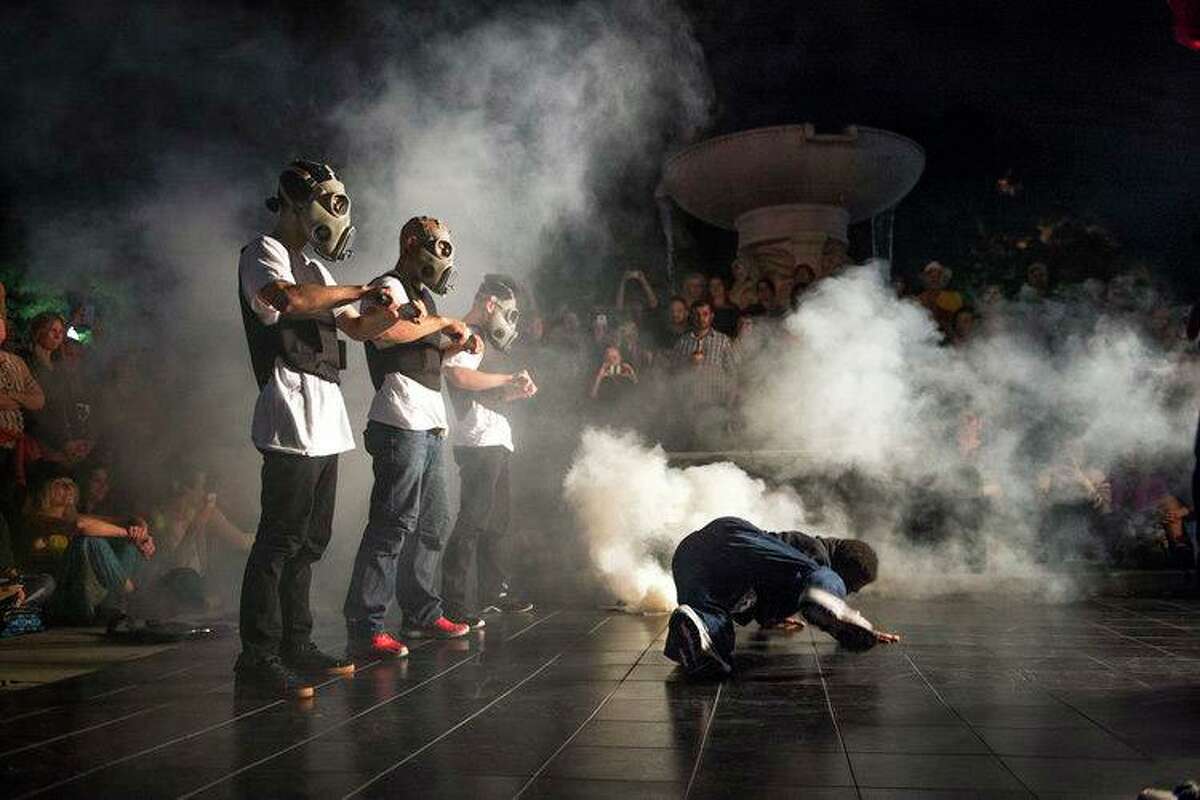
[670,517,844,666]
[238,451,338,661]
[343,422,450,637]
[442,446,512,616]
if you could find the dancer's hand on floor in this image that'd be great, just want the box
[874,630,901,644]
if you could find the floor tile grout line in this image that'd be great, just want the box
[682,679,723,800]
[901,651,1039,799]
[10,640,443,800]
[169,611,566,800]
[1087,620,1187,659]
[0,662,203,724]
[510,615,666,799]
[1089,597,1195,633]
[342,654,569,799]
[0,699,175,758]
[1012,667,1155,761]
[174,651,480,800]
[503,609,564,642]
[810,637,863,800]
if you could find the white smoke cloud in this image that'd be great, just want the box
[566,261,1195,609]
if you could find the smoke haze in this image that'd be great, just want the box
[566,262,1196,609]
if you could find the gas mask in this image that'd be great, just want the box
[267,160,356,262]
[484,295,520,353]
[399,216,455,295]
[477,274,520,352]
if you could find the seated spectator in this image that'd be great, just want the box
[793,263,816,296]
[681,272,707,307]
[154,471,253,611]
[0,511,55,637]
[1018,261,1051,301]
[949,307,976,346]
[917,261,963,333]
[729,258,759,309]
[744,278,774,317]
[651,295,690,353]
[23,312,96,473]
[25,476,156,624]
[708,276,739,337]
[0,316,45,506]
[615,270,659,321]
[616,319,653,372]
[589,345,638,403]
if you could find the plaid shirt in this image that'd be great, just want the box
[671,328,738,406]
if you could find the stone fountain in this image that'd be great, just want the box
[660,124,925,283]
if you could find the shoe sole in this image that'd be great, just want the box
[669,605,732,676]
[323,663,356,676]
[402,628,469,640]
[235,673,316,700]
[799,589,877,651]
[348,645,409,660]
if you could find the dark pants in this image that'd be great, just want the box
[442,446,512,616]
[670,517,844,667]
[238,451,338,661]
[343,422,450,638]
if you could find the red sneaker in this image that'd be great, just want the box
[403,616,470,639]
[350,632,410,659]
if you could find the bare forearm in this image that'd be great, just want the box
[264,283,368,316]
[445,367,512,392]
[340,305,400,342]
[375,315,452,344]
[76,514,131,538]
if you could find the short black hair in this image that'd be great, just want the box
[477,273,517,302]
[831,539,878,593]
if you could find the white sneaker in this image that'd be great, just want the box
[799,588,877,651]
[664,605,733,676]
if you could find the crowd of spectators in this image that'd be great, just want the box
[519,210,1200,573]
[0,282,252,638]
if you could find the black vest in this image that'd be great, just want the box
[447,324,513,421]
[364,272,443,392]
[238,258,344,389]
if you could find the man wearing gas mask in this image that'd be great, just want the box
[237,159,404,698]
[441,275,538,628]
[343,216,481,659]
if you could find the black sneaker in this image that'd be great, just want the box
[447,614,486,630]
[281,642,356,676]
[798,588,877,652]
[480,593,534,614]
[234,654,316,699]
[664,605,732,677]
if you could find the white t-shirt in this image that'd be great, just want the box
[443,347,514,451]
[238,235,355,457]
[364,275,448,432]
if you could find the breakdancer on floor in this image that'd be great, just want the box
[665,517,900,676]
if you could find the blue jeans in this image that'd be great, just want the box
[51,536,140,624]
[344,421,450,637]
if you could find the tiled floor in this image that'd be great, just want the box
[0,596,1197,798]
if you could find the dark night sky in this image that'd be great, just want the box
[1,0,1197,290]
[680,1,1200,283]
